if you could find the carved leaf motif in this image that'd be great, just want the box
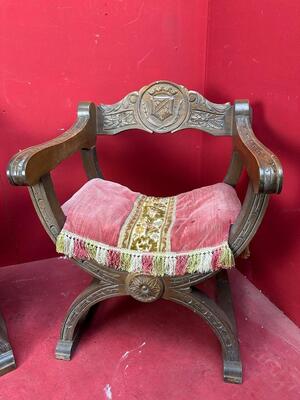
[103,110,136,130]
[169,292,238,360]
[63,283,120,339]
[98,92,139,133]
[188,110,225,130]
[97,81,232,135]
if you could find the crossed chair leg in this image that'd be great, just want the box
[0,312,16,376]
[167,272,242,383]
[55,264,242,384]
[55,278,124,360]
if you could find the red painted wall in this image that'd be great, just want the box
[1,1,299,325]
[205,1,300,325]
[0,0,208,264]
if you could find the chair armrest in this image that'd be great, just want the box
[7,102,97,186]
[234,101,283,194]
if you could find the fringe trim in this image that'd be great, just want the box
[56,229,235,277]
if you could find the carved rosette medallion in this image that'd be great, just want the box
[125,273,164,302]
[137,82,189,132]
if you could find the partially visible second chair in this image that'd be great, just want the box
[0,310,16,375]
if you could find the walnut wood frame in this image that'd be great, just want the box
[7,81,283,384]
[0,310,16,376]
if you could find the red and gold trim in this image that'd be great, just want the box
[56,229,235,277]
[118,195,176,252]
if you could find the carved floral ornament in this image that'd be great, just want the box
[125,273,164,302]
[98,81,231,135]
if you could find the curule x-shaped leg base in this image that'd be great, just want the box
[165,271,242,384]
[56,260,242,383]
[55,278,125,360]
[0,312,16,376]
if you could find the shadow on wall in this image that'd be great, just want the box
[204,84,298,261]
[237,101,300,324]
[250,100,299,266]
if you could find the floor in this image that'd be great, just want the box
[0,258,299,400]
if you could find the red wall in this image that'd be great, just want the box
[1,1,299,325]
[205,0,300,326]
[0,0,208,264]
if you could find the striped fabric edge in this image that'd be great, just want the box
[56,229,235,277]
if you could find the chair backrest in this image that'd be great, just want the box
[96,81,233,136]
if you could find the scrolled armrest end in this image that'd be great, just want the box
[7,102,97,187]
[7,149,34,186]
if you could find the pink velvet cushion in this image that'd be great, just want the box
[56,179,241,276]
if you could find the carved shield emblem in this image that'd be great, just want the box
[138,82,189,132]
[151,95,175,121]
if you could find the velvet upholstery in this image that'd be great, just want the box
[56,179,241,276]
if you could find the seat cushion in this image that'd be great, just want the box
[56,179,241,276]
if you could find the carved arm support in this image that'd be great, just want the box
[7,102,100,244]
[233,100,283,194]
[7,102,97,186]
[229,183,269,256]
[227,101,283,256]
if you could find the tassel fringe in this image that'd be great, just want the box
[56,229,235,277]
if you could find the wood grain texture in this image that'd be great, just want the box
[80,146,103,180]
[29,174,65,242]
[234,101,283,194]
[7,103,97,186]
[229,184,269,257]
[165,276,242,384]
[97,81,232,136]
[54,259,242,383]
[7,81,284,384]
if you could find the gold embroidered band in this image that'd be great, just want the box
[118,195,176,252]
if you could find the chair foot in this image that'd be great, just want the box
[0,350,16,376]
[216,270,243,384]
[55,309,88,360]
[56,279,123,360]
[224,360,243,384]
[55,340,74,361]
[166,275,242,384]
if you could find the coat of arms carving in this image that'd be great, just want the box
[138,82,189,132]
[149,93,175,122]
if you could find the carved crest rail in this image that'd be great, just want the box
[97,81,232,135]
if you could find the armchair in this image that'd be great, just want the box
[7,81,282,383]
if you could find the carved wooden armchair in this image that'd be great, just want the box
[0,310,16,375]
[7,81,282,383]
